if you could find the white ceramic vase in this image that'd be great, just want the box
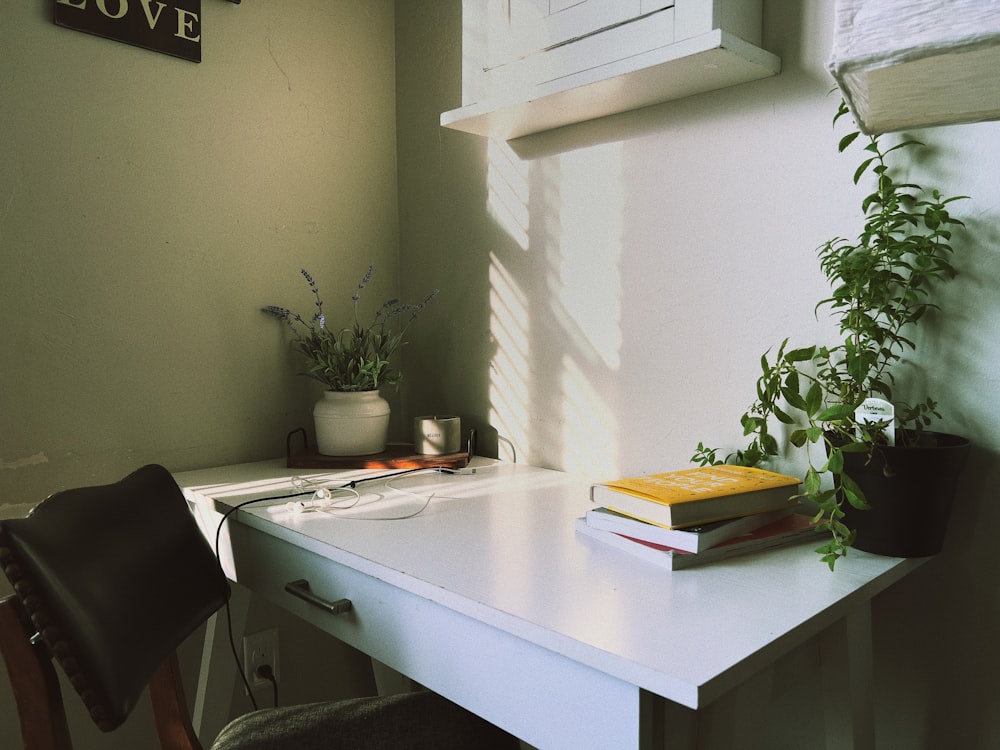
[313,390,390,456]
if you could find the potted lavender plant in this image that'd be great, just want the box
[263,264,438,456]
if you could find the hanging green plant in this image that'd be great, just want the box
[694,101,968,569]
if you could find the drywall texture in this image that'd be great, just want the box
[0,1,400,505]
[1,2,391,748]
[395,1,1000,748]
[5,0,1000,748]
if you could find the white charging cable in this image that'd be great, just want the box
[266,478,360,515]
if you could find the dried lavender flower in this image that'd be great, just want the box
[261,264,439,392]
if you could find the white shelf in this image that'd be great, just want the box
[828,0,1000,134]
[441,30,781,140]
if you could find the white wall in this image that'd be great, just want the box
[396,1,1000,747]
[4,1,1000,747]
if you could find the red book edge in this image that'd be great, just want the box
[613,513,819,557]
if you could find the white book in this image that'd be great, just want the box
[574,514,819,571]
[585,506,794,553]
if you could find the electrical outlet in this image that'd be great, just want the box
[243,628,280,693]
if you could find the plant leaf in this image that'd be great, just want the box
[838,131,860,152]
[840,473,870,510]
[817,403,856,422]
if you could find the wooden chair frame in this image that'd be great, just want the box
[1,593,203,750]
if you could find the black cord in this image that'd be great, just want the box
[213,491,309,710]
[208,467,442,710]
[256,664,279,707]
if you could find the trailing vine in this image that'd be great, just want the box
[694,101,966,569]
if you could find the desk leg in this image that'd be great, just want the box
[651,691,689,750]
[656,666,774,750]
[820,602,875,750]
[193,582,251,744]
[370,658,420,695]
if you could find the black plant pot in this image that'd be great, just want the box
[839,431,970,558]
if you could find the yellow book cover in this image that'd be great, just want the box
[591,465,801,528]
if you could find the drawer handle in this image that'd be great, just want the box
[284,579,353,615]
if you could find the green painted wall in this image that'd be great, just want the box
[1,3,395,747]
[0,1,401,504]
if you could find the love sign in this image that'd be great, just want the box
[54,0,203,63]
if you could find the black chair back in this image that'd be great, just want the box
[0,464,229,731]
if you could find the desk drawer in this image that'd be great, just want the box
[229,522,427,666]
[227,522,642,750]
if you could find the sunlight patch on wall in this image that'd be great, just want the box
[559,355,618,479]
[487,139,530,250]
[489,253,531,460]
[547,142,625,473]
[484,134,625,471]
[548,143,624,371]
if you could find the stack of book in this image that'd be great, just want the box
[577,464,818,570]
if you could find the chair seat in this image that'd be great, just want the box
[211,690,518,750]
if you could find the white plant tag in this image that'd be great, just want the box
[856,397,895,446]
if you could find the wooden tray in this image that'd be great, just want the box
[286,442,469,470]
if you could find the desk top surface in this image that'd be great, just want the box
[176,458,922,708]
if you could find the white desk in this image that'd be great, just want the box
[176,458,923,750]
